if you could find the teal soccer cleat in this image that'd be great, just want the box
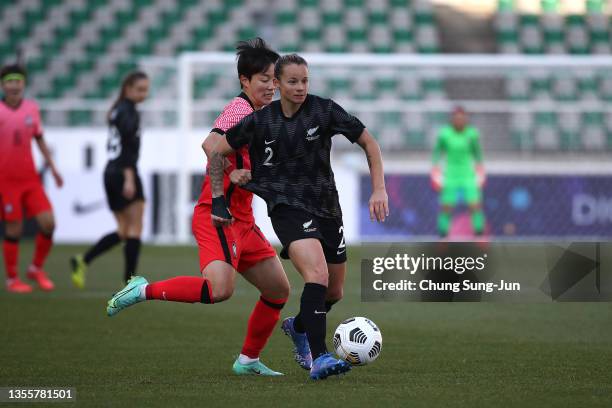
[232,358,284,376]
[106,276,148,317]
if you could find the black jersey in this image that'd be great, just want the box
[105,98,141,172]
[225,94,365,218]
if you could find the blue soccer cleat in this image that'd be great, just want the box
[281,317,312,370]
[309,353,351,380]
[106,276,148,317]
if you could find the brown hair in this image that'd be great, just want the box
[274,53,308,79]
[107,70,148,123]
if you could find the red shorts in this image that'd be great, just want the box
[192,203,277,273]
[0,179,52,222]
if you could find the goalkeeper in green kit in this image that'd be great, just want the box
[431,107,486,237]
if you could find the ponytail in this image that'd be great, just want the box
[107,70,148,123]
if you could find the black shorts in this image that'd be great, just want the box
[104,170,145,212]
[270,205,346,264]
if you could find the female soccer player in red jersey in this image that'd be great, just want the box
[0,64,63,293]
[106,39,291,376]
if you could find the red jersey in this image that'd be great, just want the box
[0,99,43,182]
[197,93,255,223]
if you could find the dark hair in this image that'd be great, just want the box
[0,64,27,81]
[274,54,308,79]
[107,70,148,123]
[236,37,279,88]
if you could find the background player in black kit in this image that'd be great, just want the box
[71,71,150,286]
[209,54,388,380]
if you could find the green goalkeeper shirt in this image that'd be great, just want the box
[432,124,483,181]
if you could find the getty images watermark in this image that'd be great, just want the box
[360,242,611,302]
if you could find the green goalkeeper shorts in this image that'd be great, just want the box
[440,178,481,206]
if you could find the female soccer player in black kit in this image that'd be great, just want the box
[209,54,388,380]
[71,71,150,286]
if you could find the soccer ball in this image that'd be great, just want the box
[333,317,382,365]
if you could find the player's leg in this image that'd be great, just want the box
[438,181,457,237]
[27,209,55,290]
[287,239,350,378]
[71,171,125,287]
[325,262,346,312]
[240,257,289,358]
[3,219,31,293]
[122,199,144,282]
[107,206,237,316]
[233,255,288,376]
[465,182,485,235]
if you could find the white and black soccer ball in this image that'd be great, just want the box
[333,317,382,366]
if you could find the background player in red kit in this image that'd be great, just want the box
[0,64,63,293]
[106,38,290,376]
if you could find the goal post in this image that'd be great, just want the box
[143,52,612,243]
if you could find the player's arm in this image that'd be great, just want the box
[34,136,63,188]
[431,130,444,192]
[329,100,388,222]
[355,130,388,222]
[115,111,139,199]
[208,115,255,226]
[209,137,236,227]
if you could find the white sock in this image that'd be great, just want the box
[238,354,259,365]
[138,284,147,300]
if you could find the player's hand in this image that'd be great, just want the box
[123,179,136,200]
[229,169,251,186]
[52,168,64,188]
[211,196,233,227]
[431,167,442,192]
[476,165,486,188]
[369,188,389,222]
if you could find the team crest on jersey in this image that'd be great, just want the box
[303,219,317,232]
[305,126,320,141]
[4,204,13,214]
[24,115,33,127]
[232,242,237,258]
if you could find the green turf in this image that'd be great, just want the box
[1,243,611,407]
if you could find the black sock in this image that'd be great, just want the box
[124,238,141,283]
[298,283,328,360]
[294,299,339,333]
[84,232,121,264]
[325,299,338,312]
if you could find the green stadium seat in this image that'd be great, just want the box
[506,72,531,100]
[533,111,559,150]
[558,111,581,150]
[581,111,605,150]
[551,73,578,101]
[577,70,598,100]
[565,15,589,54]
[598,71,612,101]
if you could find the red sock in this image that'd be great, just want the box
[145,276,213,303]
[3,239,19,279]
[33,233,53,268]
[241,296,287,359]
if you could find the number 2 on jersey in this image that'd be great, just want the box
[263,146,274,167]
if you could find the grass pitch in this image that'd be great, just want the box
[1,243,611,407]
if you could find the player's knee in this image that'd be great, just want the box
[263,279,290,300]
[211,285,234,302]
[306,264,329,286]
[40,219,55,235]
[5,223,23,238]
